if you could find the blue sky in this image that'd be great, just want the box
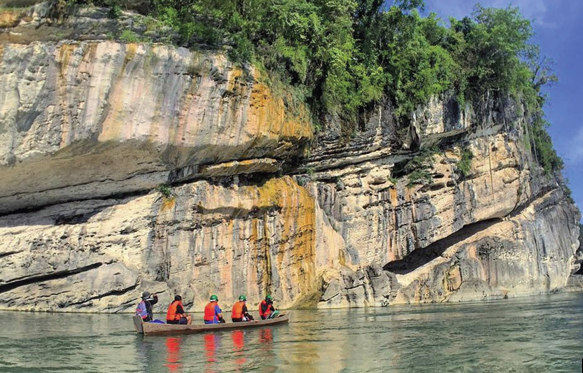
[423,0,583,220]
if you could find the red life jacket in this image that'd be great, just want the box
[259,300,273,318]
[204,302,217,322]
[166,300,182,322]
[231,301,245,319]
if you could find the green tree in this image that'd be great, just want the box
[57,0,565,176]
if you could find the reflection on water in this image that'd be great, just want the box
[232,330,246,372]
[0,292,582,372]
[164,337,181,372]
[260,328,272,344]
[204,333,220,373]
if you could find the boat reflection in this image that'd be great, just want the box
[259,328,273,344]
[204,333,220,362]
[134,335,156,372]
[258,328,277,372]
[231,330,246,372]
[204,333,222,373]
[232,330,245,351]
[152,325,278,372]
[164,337,182,372]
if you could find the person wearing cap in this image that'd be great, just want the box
[135,291,158,322]
[204,295,225,324]
[231,295,254,322]
[259,295,276,320]
[166,295,192,325]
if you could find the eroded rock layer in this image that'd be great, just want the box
[0,39,311,214]
[0,176,317,311]
[0,4,580,313]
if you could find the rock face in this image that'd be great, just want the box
[305,96,581,307]
[0,37,311,214]
[0,176,317,311]
[0,4,580,313]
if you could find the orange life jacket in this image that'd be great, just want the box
[166,300,182,321]
[231,301,245,319]
[204,302,217,322]
[259,300,273,318]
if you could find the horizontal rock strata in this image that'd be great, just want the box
[0,3,580,313]
[0,40,311,213]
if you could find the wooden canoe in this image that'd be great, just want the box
[132,313,291,335]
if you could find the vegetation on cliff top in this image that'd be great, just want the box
[56,0,563,174]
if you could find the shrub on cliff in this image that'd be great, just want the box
[55,0,564,176]
[456,148,473,179]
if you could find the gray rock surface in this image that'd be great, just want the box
[0,3,580,313]
[0,40,311,214]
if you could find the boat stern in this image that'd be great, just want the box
[132,316,144,334]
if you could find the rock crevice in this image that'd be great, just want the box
[0,5,580,312]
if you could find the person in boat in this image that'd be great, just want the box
[166,295,192,325]
[135,291,158,322]
[204,295,226,324]
[231,295,254,322]
[259,295,276,320]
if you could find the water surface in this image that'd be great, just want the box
[0,293,582,372]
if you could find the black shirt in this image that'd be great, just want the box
[144,295,158,321]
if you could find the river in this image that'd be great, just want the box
[0,292,581,372]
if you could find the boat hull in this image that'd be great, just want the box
[132,313,291,335]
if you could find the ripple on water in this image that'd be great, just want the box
[0,293,582,372]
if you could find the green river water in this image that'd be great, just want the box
[0,292,582,373]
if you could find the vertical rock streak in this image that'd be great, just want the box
[0,11,579,311]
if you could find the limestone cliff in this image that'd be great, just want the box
[0,3,580,312]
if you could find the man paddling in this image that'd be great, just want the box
[259,295,276,320]
[231,295,254,322]
[204,295,226,324]
[166,295,192,325]
[135,291,158,322]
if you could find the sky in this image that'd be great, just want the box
[423,0,583,220]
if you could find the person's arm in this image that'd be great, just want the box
[176,304,185,315]
[145,302,154,321]
[216,305,225,323]
[150,294,158,306]
[242,304,253,319]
